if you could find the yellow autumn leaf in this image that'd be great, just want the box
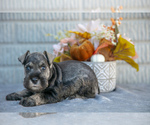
[113,36,139,71]
[69,31,91,39]
[53,54,73,63]
[114,36,136,57]
[53,56,61,63]
[60,54,73,62]
[115,54,139,71]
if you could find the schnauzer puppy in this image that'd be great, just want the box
[6,51,100,107]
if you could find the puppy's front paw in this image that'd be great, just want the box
[6,93,22,101]
[19,97,36,107]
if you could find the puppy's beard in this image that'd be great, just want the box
[29,80,43,92]
[24,77,49,93]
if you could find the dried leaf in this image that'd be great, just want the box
[94,43,109,54]
[115,54,139,71]
[113,36,139,71]
[97,46,115,61]
[53,54,73,63]
[114,36,136,56]
[60,54,73,62]
[69,31,91,39]
[53,56,61,63]
[99,38,114,46]
[94,38,115,60]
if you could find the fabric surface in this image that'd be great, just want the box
[0,84,150,112]
[1,113,150,125]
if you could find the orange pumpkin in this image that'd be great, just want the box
[70,40,94,61]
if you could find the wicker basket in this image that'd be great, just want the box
[83,61,116,92]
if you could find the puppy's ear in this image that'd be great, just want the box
[18,50,30,65]
[43,51,55,68]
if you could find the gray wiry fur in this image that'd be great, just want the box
[6,51,100,107]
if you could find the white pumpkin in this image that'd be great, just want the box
[91,54,105,62]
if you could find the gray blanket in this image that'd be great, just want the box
[0,84,150,112]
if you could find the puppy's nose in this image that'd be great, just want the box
[31,77,39,84]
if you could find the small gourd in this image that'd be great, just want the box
[91,54,105,62]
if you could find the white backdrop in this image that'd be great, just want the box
[0,0,150,84]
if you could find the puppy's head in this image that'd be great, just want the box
[18,51,54,93]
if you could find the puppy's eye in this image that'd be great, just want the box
[26,66,31,71]
[41,66,46,70]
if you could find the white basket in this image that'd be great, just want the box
[83,61,116,92]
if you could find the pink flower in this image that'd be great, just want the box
[132,51,139,60]
[53,37,77,56]
[53,43,64,56]
[60,38,77,46]
[75,19,101,33]
[122,34,134,44]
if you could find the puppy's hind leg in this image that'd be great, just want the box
[61,76,85,99]
[64,76,97,99]
[6,89,33,101]
[78,78,99,99]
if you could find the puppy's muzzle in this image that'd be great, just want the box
[31,77,39,84]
